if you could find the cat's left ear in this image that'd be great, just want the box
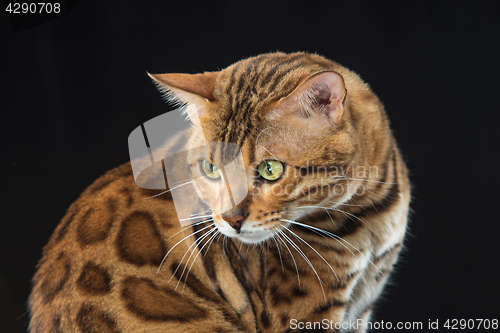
[147,71,219,117]
[275,71,347,127]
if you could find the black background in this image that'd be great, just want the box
[2,1,500,332]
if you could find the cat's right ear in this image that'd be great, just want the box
[147,71,219,118]
[273,71,347,128]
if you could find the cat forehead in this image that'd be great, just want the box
[203,52,337,144]
[214,52,334,102]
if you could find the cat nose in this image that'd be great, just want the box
[221,215,244,232]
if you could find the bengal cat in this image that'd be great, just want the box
[28,52,410,333]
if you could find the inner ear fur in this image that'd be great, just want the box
[276,71,347,127]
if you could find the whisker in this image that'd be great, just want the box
[170,229,214,285]
[168,219,213,240]
[190,209,213,217]
[336,177,400,185]
[294,204,364,212]
[281,219,358,259]
[143,180,194,199]
[282,225,339,282]
[267,230,284,274]
[223,235,228,253]
[332,208,375,234]
[274,232,301,288]
[319,203,336,228]
[255,127,272,146]
[157,223,213,274]
[216,232,223,245]
[277,229,326,304]
[179,215,213,222]
[281,219,383,277]
[181,228,220,291]
[292,205,375,235]
[280,202,366,219]
[257,145,279,161]
[173,226,217,289]
[203,229,220,256]
[238,239,244,254]
[168,178,193,186]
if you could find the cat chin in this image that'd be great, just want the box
[215,224,272,244]
[235,232,272,245]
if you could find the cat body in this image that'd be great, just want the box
[29,52,410,333]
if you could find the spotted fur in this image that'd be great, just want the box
[29,52,410,333]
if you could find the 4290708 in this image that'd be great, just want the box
[5,3,61,14]
[444,319,498,330]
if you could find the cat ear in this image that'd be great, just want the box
[147,71,219,117]
[276,71,347,127]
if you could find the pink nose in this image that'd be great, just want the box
[221,215,244,232]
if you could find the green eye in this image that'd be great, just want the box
[201,160,221,179]
[258,160,284,181]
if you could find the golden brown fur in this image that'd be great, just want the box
[29,52,410,333]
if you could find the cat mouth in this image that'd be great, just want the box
[214,220,273,244]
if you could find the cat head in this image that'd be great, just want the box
[149,52,366,244]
